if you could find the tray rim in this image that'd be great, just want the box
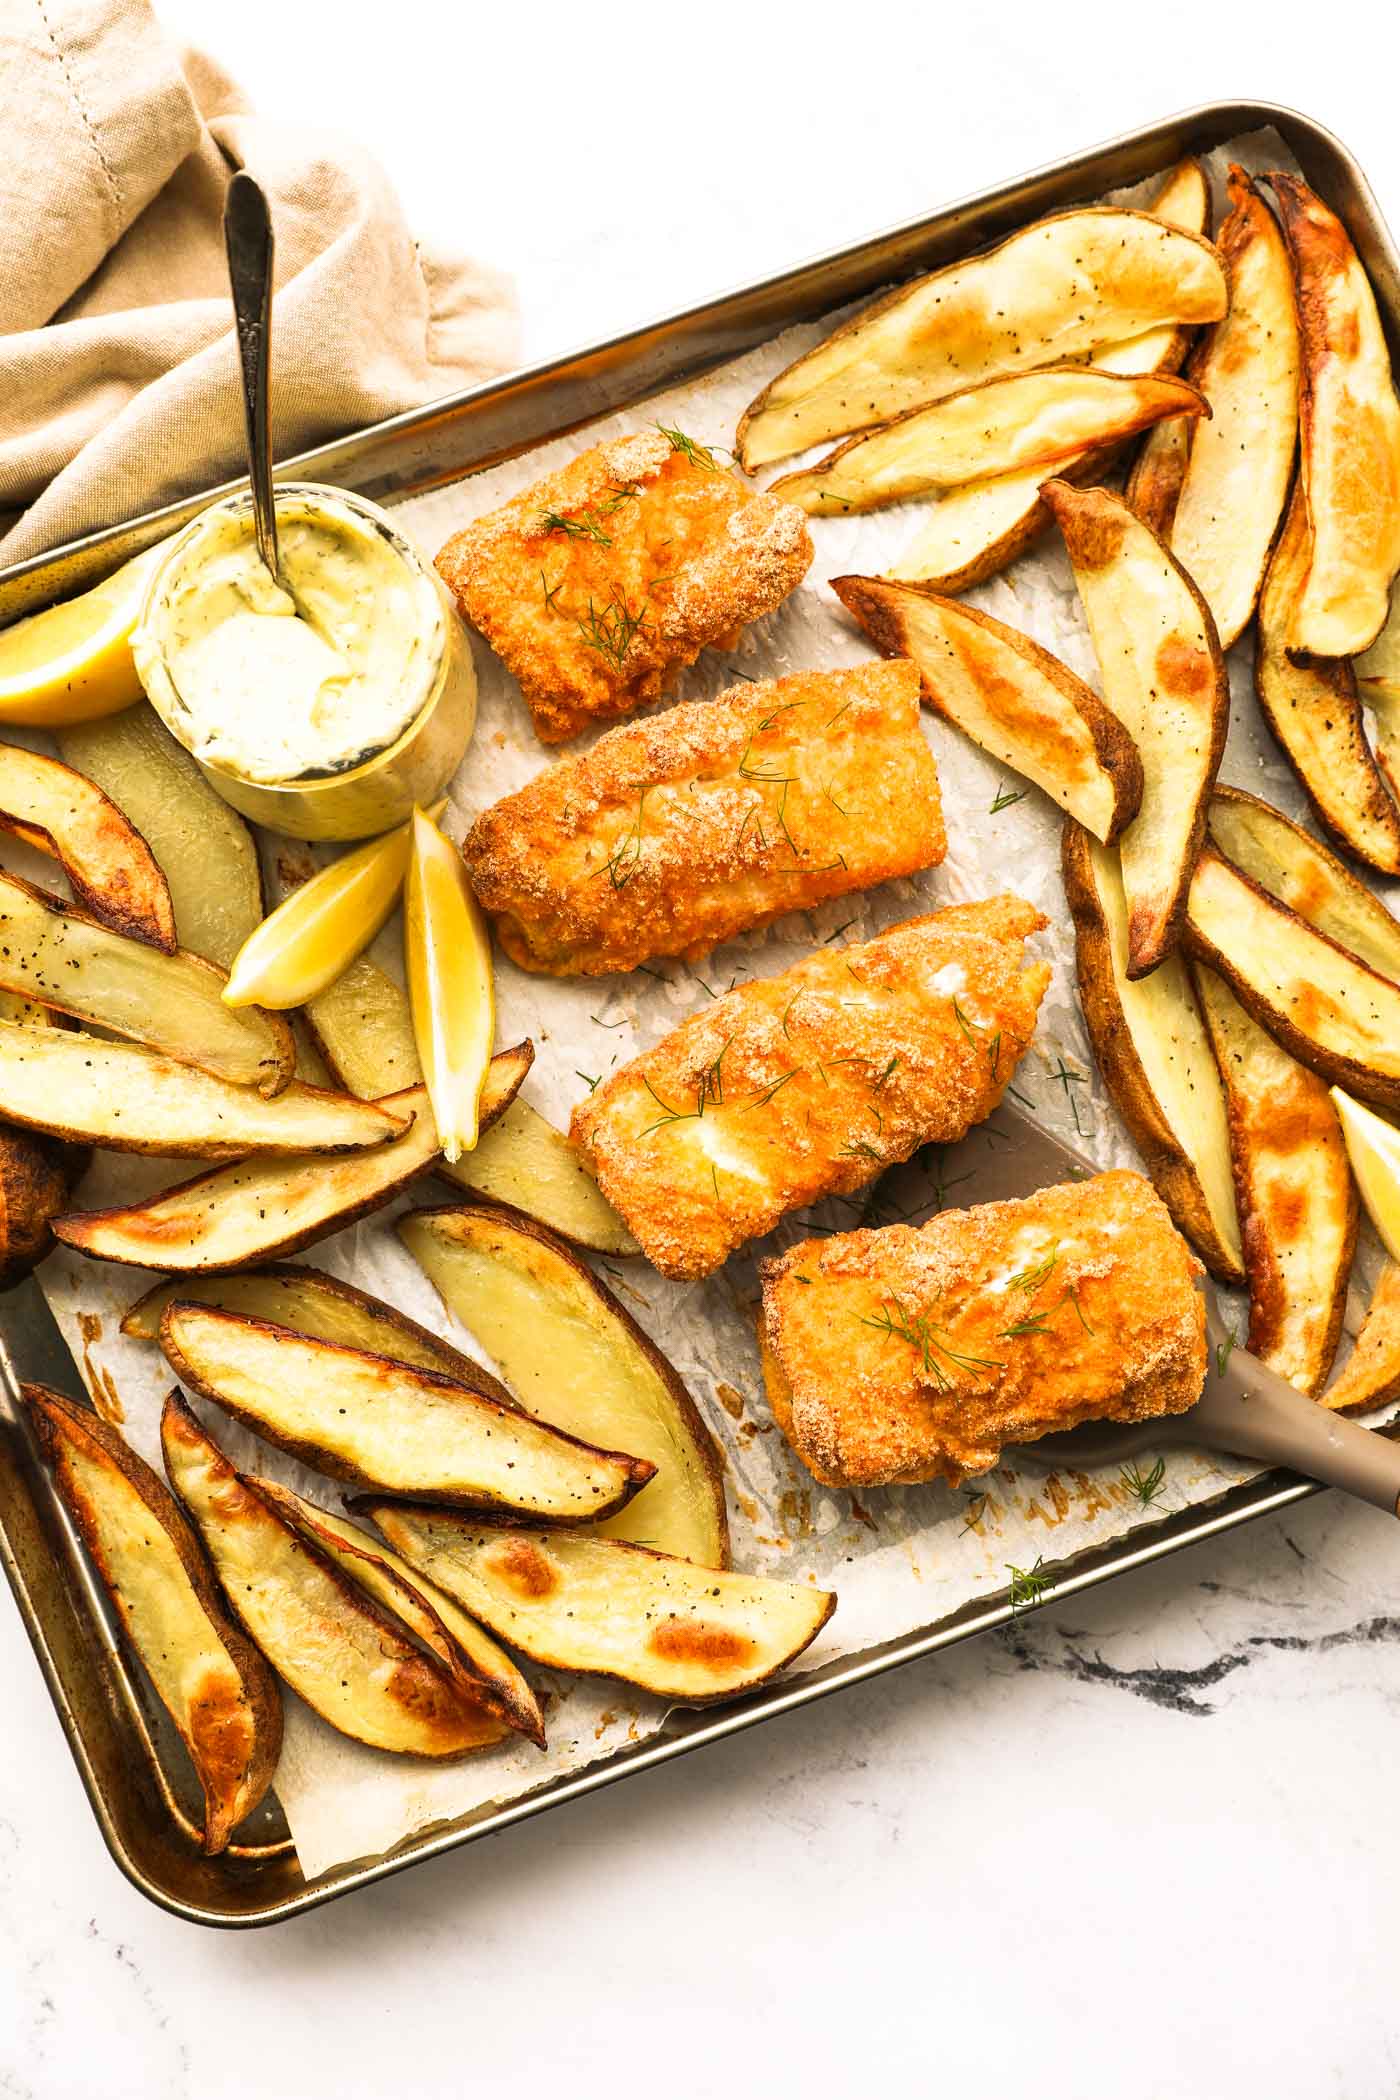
[0,94,1391,1928]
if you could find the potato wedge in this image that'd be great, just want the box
[57,706,263,969]
[1322,1262,1400,1413]
[1268,172,1400,658]
[358,1506,835,1705]
[1193,965,1355,1394]
[51,1047,532,1270]
[1207,786,1400,983]
[769,368,1207,517]
[1253,484,1400,874]
[1184,844,1400,1111]
[0,743,175,951]
[735,207,1227,471]
[1045,480,1228,975]
[832,577,1142,844]
[890,161,1211,592]
[25,1383,281,1851]
[308,962,636,1254]
[249,1481,545,1747]
[0,1023,405,1158]
[399,1206,728,1567]
[159,1300,654,1520]
[121,1263,486,1381]
[1062,821,1243,1280]
[1167,167,1300,650]
[1125,414,1192,537]
[0,870,293,1095]
[159,1394,512,1759]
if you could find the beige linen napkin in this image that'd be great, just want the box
[0,0,518,564]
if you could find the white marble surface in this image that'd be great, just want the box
[6,5,1400,2094]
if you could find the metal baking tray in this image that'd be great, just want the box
[2,99,1395,1927]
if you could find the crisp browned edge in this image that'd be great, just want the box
[767,367,1209,514]
[48,1045,532,1269]
[734,204,1227,472]
[350,1501,834,1708]
[158,1298,655,1517]
[832,574,1144,843]
[0,746,177,953]
[158,1393,511,1762]
[1322,1265,1400,1413]
[1208,783,1400,963]
[1182,842,1400,1111]
[1042,478,1230,979]
[0,863,294,1097]
[1061,818,1244,1282]
[24,1381,282,1852]
[248,1477,544,1748]
[401,1201,731,1569]
[1189,962,1356,1395]
[1124,414,1193,537]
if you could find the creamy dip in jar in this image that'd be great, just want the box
[134,485,476,840]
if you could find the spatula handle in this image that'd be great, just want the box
[1201,1321,1400,1516]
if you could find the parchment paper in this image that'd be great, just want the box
[35,130,1400,1882]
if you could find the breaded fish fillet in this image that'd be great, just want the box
[759,1169,1205,1489]
[571,897,1049,1280]
[464,661,945,976]
[435,430,813,744]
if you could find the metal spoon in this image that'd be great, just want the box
[223,171,282,586]
[875,1104,1400,1516]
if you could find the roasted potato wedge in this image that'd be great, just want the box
[249,1481,545,1747]
[308,962,636,1254]
[52,1047,532,1270]
[25,1383,281,1851]
[1194,965,1355,1394]
[735,207,1227,471]
[1322,1262,1400,1413]
[160,1394,512,1759]
[159,1300,655,1520]
[1184,844,1400,1112]
[832,577,1142,844]
[890,162,1211,593]
[1062,821,1243,1281]
[0,743,175,950]
[0,1023,406,1158]
[769,369,1207,517]
[1357,597,1400,807]
[1254,485,1400,874]
[1045,480,1228,975]
[0,1123,72,1285]
[1268,172,1400,659]
[1168,167,1300,650]
[1207,787,1400,983]
[358,1506,835,1705]
[0,870,293,1095]
[399,1206,728,1567]
[57,706,263,969]
[1125,413,1192,537]
[122,1263,485,1380]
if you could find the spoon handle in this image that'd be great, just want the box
[1201,1307,1400,1516]
[222,172,281,583]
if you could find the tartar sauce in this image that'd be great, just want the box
[135,490,440,784]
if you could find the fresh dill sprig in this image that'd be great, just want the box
[658,424,723,470]
[1007,1081,1035,1108]
[987,1031,1003,1081]
[990,782,1027,814]
[1120,1456,1167,1510]
[740,1068,800,1113]
[1006,1556,1051,1613]
[576,590,651,675]
[824,919,857,945]
[952,997,982,1046]
[596,788,648,890]
[539,507,612,544]
[1216,1328,1238,1377]
[1049,1055,1088,1137]
[960,1492,990,1537]
[821,780,857,817]
[859,1295,1005,1391]
[1010,1247,1060,1292]
[873,1054,900,1092]
[575,1071,600,1091]
[541,568,565,612]
[638,1041,731,1139]
[999,1309,1057,1339]
[842,1138,883,1164]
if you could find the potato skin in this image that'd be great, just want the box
[0,1124,74,1285]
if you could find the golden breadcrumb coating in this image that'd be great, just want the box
[571,896,1049,1280]
[435,430,813,743]
[464,661,945,975]
[759,1169,1205,1490]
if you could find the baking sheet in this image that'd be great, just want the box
[33,127,1399,1882]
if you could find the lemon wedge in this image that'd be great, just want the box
[405,806,494,1161]
[1332,1086,1400,1262]
[0,547,159,726]
[223,801,447,1011]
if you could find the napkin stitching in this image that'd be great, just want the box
[33,0,125,221]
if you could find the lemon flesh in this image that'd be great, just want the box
[405,807,494,1161]
[0,549,158,726]
[1332,1086,1400,1263]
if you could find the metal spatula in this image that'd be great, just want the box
[871,1101,1400,1517]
